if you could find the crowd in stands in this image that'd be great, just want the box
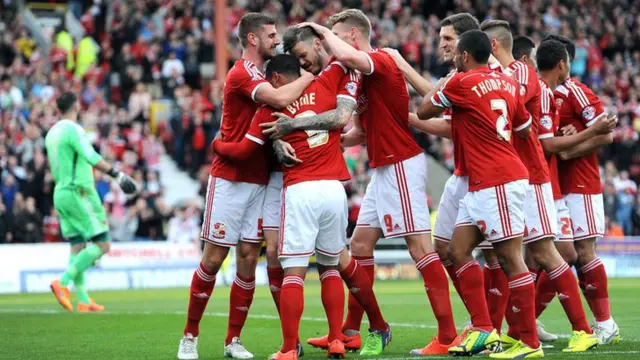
[1,0,640,244]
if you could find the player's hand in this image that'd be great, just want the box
[296,22,327,38]
[274,139,303,167]
[560,124,578,136]
[592,114,618,135]
[381,47,404,65]
[116,172,138,194]
[260,112,296,139]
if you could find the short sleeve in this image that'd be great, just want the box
[431,73,465,109]
[362,51,394,76]
[244,107,272,145]
[231,61,268,102]
[69,124,102,165]
[513,92,532,132]
[336,69,360,105]
[538,91,555,139]
[566,81,605,127]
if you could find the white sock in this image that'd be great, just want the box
[596,317,615,330]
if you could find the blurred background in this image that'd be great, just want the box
[1,0,639,294]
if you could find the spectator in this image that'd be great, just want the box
[167,205,199,245]
[0,73,24,109]
[13,197,43,243]
[43,208,61,243]
[0,197,11,243]
[632,194,640,236]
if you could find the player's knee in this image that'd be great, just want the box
[448,245,467,266]
[96,241,110,254]
[349,236,374,257]
[265,246,279,267]
[407,242,426,262]
[559,246,578,266]
[574,240,596,262]
[434,241,450,262]
[496,252,517,275]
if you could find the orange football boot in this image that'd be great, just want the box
[410,336,461,355]
[269,350,297,360]
[78,299,105,312]
[307,333,361,352]
[50,280,73,312]
[327,339,345,359]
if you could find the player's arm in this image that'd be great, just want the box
[69,126,137,193]
[298,22,373,74]
[341,114,365,147]
[513,92,532,138]
[382,48,432,96]
[409,113,452,138]
[540,115,617,155]
[254,72,314,109]
[261,97,356,138]
[212,137,261,161]
[417,72,457,119]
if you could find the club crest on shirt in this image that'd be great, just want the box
[556,98,563,107]
[345,81,358,96]
[540,115,553,130]
[520,84,526,96]
[582,105,596,120]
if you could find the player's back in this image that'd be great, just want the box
[554,78,604,194]
[45,120,97,190]
[279,63,353,187]
[507,61,550,184]
[358,49,423,168]
[209,59,269,185]
[439,67,529,191]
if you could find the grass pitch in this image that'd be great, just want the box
[1,279,639,359]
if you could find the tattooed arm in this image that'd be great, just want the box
[272,139,303,166]
[260,97,356,138]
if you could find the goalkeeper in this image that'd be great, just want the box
[46,92,138,312]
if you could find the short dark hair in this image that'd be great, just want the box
[56,92,77,114]
[457,30,491,64]
[440,13,480,35]
[480,19,513,50]
[536,40,568,71]
[542,34,575,62]
[512,35,536,60]
[327,9,372,38]
[265,54,301,79]
[282,26,319,54]
[237,13,276,48]
[1,74,10,82]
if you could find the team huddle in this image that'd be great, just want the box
[174,9,620,360]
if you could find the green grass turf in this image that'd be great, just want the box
[1,278,639,359]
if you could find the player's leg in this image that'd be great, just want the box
[341,173,382,334]
[482,247,510,335]
[447,195,499,356]
[224,182,267,358]
[263,172,284,313]
[179,177,242,360]
[566,193,619,345]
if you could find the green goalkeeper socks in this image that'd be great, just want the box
[66,254,91,304]
[60,244,104,287]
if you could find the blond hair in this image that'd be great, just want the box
[327,9,371,38]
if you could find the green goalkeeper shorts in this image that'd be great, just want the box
[54,187,109,241]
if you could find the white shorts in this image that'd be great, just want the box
[563,193,605,241]
[279,180,348,268]
[523,183,557,243]
[433,175,469,243]
[555,198,574,241]
[263,172,283,231]
[356,153,431,238]
[200,176,266,247]
[456,180,527,244]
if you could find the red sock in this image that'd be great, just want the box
[505,296,519,339]
[417,253,457,344]
[320,269,345,342]
[487,262,509,334]
[267,266,284,314]
[342,256,374,332]
[509,273,539,349]
[534,270,556,318]
[580,258,611,322]
[456,261,492,331]
[548,263,591,332]
[184,262,216,337]
[442,259,463,301]
[281,275,304,353]
[340,258,386,331]
[483,263,491,300]
[225,274,255,345]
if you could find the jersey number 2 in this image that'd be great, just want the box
[491,99,511,141]
[297,111,329,148]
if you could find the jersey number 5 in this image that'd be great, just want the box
[297,111,329,148]
[491,99,511,141]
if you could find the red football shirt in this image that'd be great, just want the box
[432,66,530,191]
[506,61,550,184]
[245,61,355,187]
[359,50,423,168]
[538,80,562,200]
[209,59,270,185]
[554,78,605,194]
[444,108,467,177]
